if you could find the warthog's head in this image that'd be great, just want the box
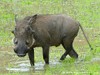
[12,14,37,57]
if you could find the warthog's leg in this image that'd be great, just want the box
[69,49,78,59]
[60,38,73,60]
[60,37,78,60]
[28,48,34,66]
[42,45,49,64]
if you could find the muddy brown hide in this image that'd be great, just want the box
[12,14,79,66]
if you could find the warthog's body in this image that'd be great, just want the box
[32,15,79,47]
[12,14,92,66]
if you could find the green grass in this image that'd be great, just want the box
[0,0,100,75]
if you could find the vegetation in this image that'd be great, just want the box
[0,0,100,75]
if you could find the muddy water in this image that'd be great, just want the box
[0,46,60,74]
[6,60,60,72]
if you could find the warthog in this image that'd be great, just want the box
[12,14,92,66]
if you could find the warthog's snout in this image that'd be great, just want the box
[14,44,29,57]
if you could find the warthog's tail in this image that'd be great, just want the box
[78,23,93,50]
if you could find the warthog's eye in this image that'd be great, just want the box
[26,40,29,45]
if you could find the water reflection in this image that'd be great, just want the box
[6,60,60,72]
[6,61,30,72]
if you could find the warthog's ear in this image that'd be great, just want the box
[28,14,37,25]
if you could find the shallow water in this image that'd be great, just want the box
[6,61,60,72]
[6,60,30,72]
[0,45,100,74]
[0,46,60,73]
